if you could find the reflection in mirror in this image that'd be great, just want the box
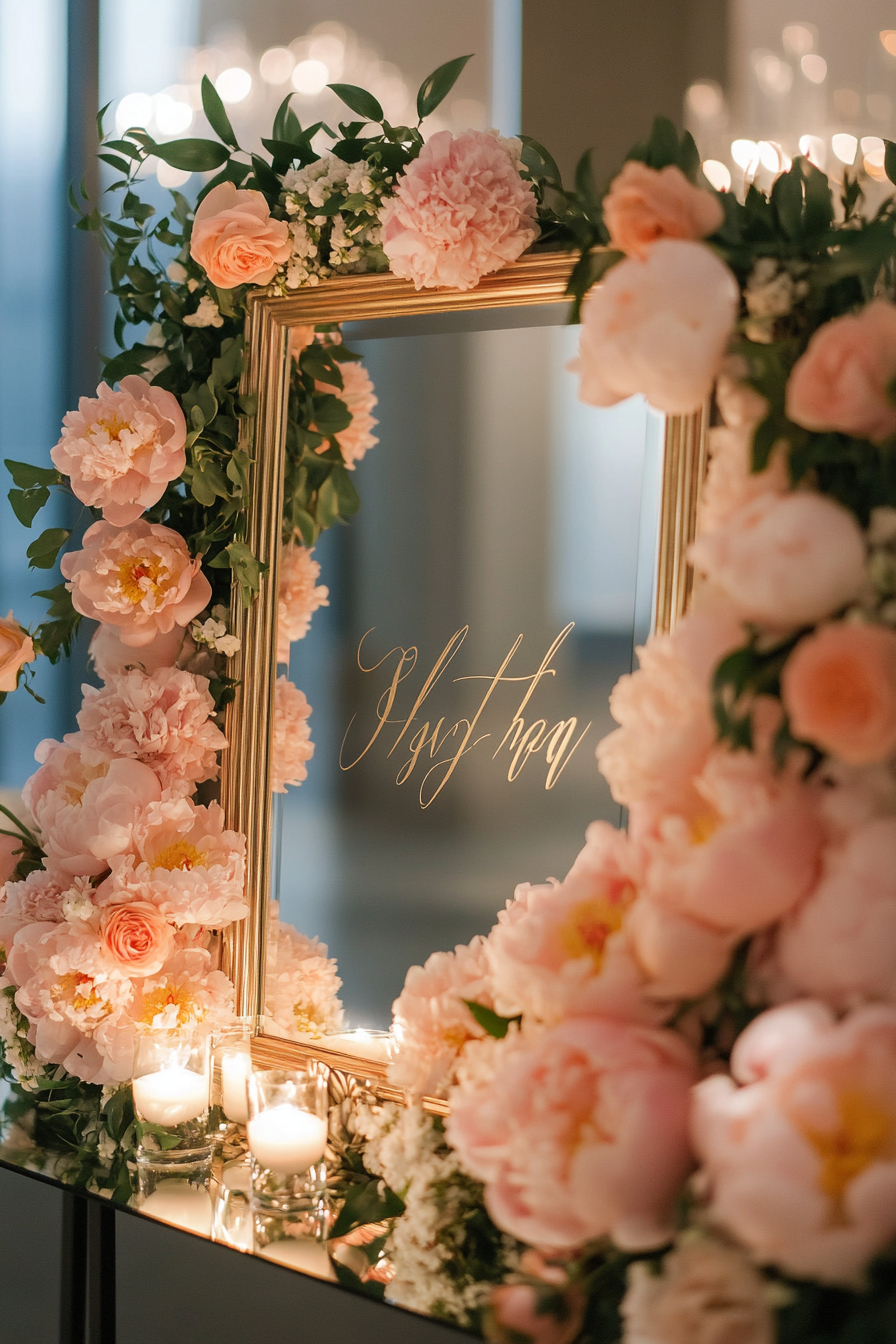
[267,305,664,1035]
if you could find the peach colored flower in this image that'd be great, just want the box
[70,666,226,792]
[693,1001,896,1286]
[689,492,867,628]
[781,621,896,765]
[0,612,34,693]
[620,1239,774,1344]
[61,519,212,648]
[486,1283,586,1344]
[571,239,739,415]
[276,543,329,663]
[51,375,187,526]
[1,869,84,925]
[190,181,291,288]
[786,300,896,444]
[626,897,736,1001]
[380,130,538,291]
[320,360,379,470]
[288,326,316,361]
[699,425,788,536]
[264,907,343,1039]
[603,161,724,260]
[271,677,314,791]
[99,901,175,977]
[447,1016,696,1251]
[714,357,769,431]
[89,621,188,682]
[0,834,20,886]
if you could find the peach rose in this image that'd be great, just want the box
[786,300,896,444]
[51,375,187,526]
[570,239,739,415]
[603,161,724,260]
[693,1001,896,1286]
[781,621,896,765]
[689,492,867,627]
[271,677,314,791]
[276,543,329,664]
[190,182,291,289]
[61,519,212,648]
[0,612,34,693]
[88,622,187,682]
[99,900,174,976]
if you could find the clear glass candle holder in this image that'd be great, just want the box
[132,1028,212,1200]
[210,1024,253,1152]
[248,1066,329,1228]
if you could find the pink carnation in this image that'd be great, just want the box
[693,1001,896,1285]
[276,543,329,664]
[447,1017,696,1250]
[61,519,212,648]
[51,375,187,526]
[271,677,314,792]
[89,622,188,682]
[323,360,379,470]
[786,300,896,444]
[264,908,343,1039]
[380,130,538,291]
[69,666,226,792]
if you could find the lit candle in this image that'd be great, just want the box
[325,1029,392,1064]
[132,1067,209,1126]
[140,1181,213,1236]
[247,1104,327,1174]
[220,1051,251,1123]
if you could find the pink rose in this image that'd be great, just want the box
[271,677,314,792]
[100,900,175,976]
[603,161,724,260]
[61,520,212,648]
[51,375,187,526]
[317,360,379,470]
[485,1283,586,1344]
[380,130,538,291]
[620,1240,774,1344]
[781,621,896,765]
[190,182,291,289]
[447,1017,696,1251]
[570,239,739,415]
[786,300,896,443]
[689,492,867,627]
[89,622,188,682]
[276,543,329,664]
[0,612,34,693]
[693,1001,896,1286]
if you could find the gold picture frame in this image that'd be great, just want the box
[220,249,706,1099]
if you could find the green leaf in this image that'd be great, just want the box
[327,83,384,123]
[330,464,360,516]
[27,528,70,570]
[330,1178,405,1240]
[5,460,61,490]
[316,473,340,529]
[312,393,352,435]
[272,94,302,144]
[678,129,701,181]
[886,140,896,187]
[9,486,50,528]
[98,153,132,176]
[33,585,80,663]
[416,54,473,121]
[463,999,520,1039]
[771,163,804,241]
[122,190,154,224]
[520,135,563,187]
[151,137,230,173]
[331,1260,386,1301]
[200,74,240,150]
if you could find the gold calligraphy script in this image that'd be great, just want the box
[339,623,592,808]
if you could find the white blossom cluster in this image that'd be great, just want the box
[0,985,42,1091]
[279,154,392,289]
[743,256,809,343]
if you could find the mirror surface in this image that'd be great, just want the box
[269,305,664,1033]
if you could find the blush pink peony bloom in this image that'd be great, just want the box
[1,869,86,925]
[447,1016,696,1251]
[626,897,736,1001]
[70,666,226,792]
[693,1001,896,1286]
[51,376,187,526]
[271,677,314,792]
[321,360,379,470]
[603,161,724,259]
[620,1239,775,1344]
[88,621,188,682]
[380,130,538,291]
[0,612,34,693]
[276,542,329,663]
[190,181,291,288]
[264,907,343,1039]
[99,901,175,977]
[781,621,896,765]
[786,300,896,444]
[486,1283,586,1344]
[571,239,739,415]
[689,492,867,628]
[61,519,212,648]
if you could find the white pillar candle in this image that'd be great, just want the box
[220,1051,251,1123]
[132,1067,209,1126]
[247,1104,327,1174]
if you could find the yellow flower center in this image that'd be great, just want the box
[292,1007,324,1035]
[801,1089,895,1209]
[118,554,165,606]
[151,840,206,872]
[690,811,720,845]
[443,1024,470,1051]
[55,972,107,1014]
[139,983,201,1028]
[100,414,129,440]
[558,887,634,970]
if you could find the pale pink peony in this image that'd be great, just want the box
[486,1283,586,1344]
[99,901,175,977]
[626,897,736,1001]
[61,519,212,648]
[571,239,739,415]
[786,300,896,444]
[69,666,226,792]
[190,181,291,288]
[781,621,896,765]
[51,375,187,526]
[693,1001,896,1286]
[447,1016,696,1251]
[689,492,867,628]
[699,425,788,536]
[1,869,86,925]
[88,621,188,682]
[276,543,329,663]
[264,907,343,1039]
[321,360,379,470]
[389,935,496,1097]
[0,612,34,693]
[603,161,724,260]
[620,1239,774,1344]
[380,130,538,291]
[271,677,314,792]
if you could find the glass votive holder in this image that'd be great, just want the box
[210,1024,252,1151]
[132,1028,212,1201]
[247,1066,329,1238]
[212,1160,253,1252]
[323,1028,392,1066]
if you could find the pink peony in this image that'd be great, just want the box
[603,161,724,260]
[571,239,739,415]
[626,897,736,1001]
[689,492,867,628]
[447,1016,696,1251]
[786,300,896,444]
[99,901,175,977]
[781,621,896,765]
[51,375,187,526]
[264,908,343,1039]
[380,130,538,291]
[70,666,226,792]
[620,1240,774,1344]
[89,621,188,682]
[699,425,788,536]
[693,1001,896,1286]
[1,869,85,925]
[190,182,291,289]
[62,519,212,648]
[276,543,329,664]
[322,360,379,470]
[271,677,314,792]
[0,612,34,693]
[486,1283,586,1344]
